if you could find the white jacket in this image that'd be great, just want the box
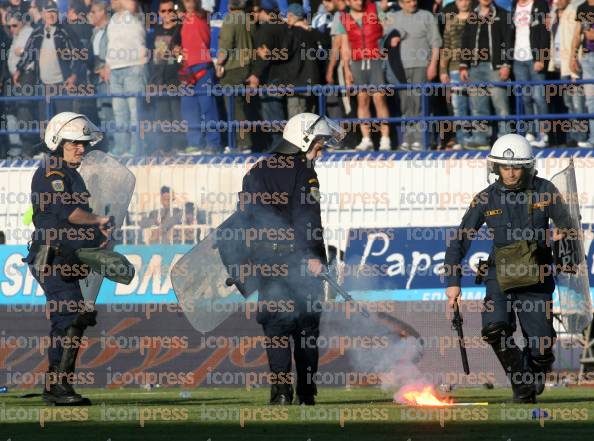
[548,4,581,78]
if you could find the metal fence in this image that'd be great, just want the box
[2,78,594,152]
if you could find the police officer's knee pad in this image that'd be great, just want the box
[481,322,514,347]
[529,351,555,373]
[70,310,98,331]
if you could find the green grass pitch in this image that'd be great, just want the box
[1,387,593,440]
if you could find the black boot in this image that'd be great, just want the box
[43,318,92,406]
[527,350,554,397]
[42,365,61,402]
[270,384,293,405]
[297,380,317,406]
[482,323,536,403]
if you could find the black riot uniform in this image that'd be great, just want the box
[444,173,572,402]
[237,151,326,405]
[25,155,102,404]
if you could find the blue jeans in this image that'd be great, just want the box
[449,70,472,145]
[109,64,148,155]
[180,67,222,150]
[260,94,285,148]
[513,60,547,136]
[580,52,594,144]
[561,76,587,143]
[468,62,510,145]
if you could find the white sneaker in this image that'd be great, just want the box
[525,133,536,143]
[398,142,410,151]
[411,142,424,151]
[530,134,549,149]
[452,143,463,150]
[578,141,594,148]
[355,137,374,151]
[379,137,391,151]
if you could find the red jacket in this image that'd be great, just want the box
[181,12,211,67]
[340,1,383,61]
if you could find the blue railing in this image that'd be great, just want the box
[1,78,593,154]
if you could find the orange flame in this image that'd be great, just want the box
[397,385,453,407]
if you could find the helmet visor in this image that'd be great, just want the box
[61,117,103,147]
[307,116,346,150]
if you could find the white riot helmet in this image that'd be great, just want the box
[487,134,535,175]
[276,112,346,154]
[44,112,103,152]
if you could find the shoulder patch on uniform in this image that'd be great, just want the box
[51,180,65,192]
[45,170,65,178]
[310,187,321,202]
[485,209,502,217]
[308,178,319,185]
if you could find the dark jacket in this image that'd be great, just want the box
[0,28,11,92]
[17,23,86,83]
[239,153,326,262]
[511,0,550,63]
[251,21,292,84]
[460,3,513,70]
[384,29,406,83]
[444,174,571,288]
[285,25,330,87]
[27,158,100,259]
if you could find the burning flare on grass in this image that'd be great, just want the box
[395,384,453,407]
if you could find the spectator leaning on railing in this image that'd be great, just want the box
[459,0,513,149]
[326,0,349,120]
[511,0,550,148]
[247,5,291,149]
[5,10,36,158]
[571,0,594,149]
[105,0,148,156]
[14,1,85,119]
[338,0,392,151]
[440,0,472,150]
[285,3,331,118]
[215,0,255,153]
[177,0,222,154]
[149,0,186,155]
[548,0,588,147]
[0,24,11,160]
[384,0,441,151]
[87,0,113,147]
[313,0,345,120]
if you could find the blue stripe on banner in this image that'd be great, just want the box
[1,244,593,308]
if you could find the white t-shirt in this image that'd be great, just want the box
[40,26,64,84]
[106,10,147,70]
[514,1,533,62]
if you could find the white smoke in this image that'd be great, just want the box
[324,310,431,401]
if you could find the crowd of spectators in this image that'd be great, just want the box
[0,0,593,158]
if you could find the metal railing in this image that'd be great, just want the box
[1,78,593,153]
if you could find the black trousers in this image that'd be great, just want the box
[256,258,322,396]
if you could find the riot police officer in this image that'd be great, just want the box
[237,112,344,405]
[444,134,572,403]
[26,112,110,405]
